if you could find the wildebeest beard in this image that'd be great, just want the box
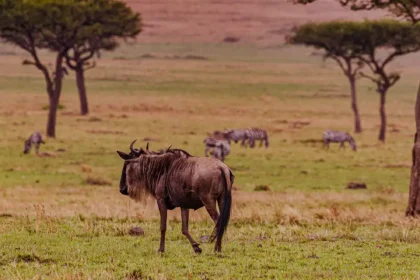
[120,162,129,195]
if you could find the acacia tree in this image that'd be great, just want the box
[288,22,366,133]
[289,20,420,142]
[355,21,420,141]
[0,0,88,137]
[64,0,141,115]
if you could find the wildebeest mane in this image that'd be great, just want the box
[152,148,193,158]
[129,152,193,201]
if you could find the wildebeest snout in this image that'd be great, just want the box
[120,186,129,196]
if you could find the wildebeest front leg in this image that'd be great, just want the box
[181,208,202,254]
[204,146,210,157]
[157,199,167,253]
[35,143,40,155]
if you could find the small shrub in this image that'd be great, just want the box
[80,164,93,173]
[85,175,111,186]
[126,269,148,280]
[254,185,271,191]
[42,104,65,110]
[223,36,240,43]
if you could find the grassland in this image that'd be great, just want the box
[1,42,420,279]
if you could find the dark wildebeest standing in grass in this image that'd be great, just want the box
[23,131,45,155]
[117,140,234,253]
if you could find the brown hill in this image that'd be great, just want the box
[126,0,386,45]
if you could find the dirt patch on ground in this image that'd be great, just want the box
[128,0,385,46]
[86,130,125,135]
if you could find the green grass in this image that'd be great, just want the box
[1,42,420,279]
[2,216,420,279]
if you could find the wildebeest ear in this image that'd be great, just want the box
[117,151,130,160]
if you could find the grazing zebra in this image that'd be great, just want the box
[23,131,45,155]
[223,129,250,146]
[246,128,269,148]
[203,137,230,162]
[322,130,356,151]
[224,128,269,148]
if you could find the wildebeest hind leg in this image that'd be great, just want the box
[181,208,201,254]
[203,199,219,223]
[157,199,167,253]
[202,198,221,251]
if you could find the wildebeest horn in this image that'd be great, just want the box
[166,145,172,152]
[146,142,149,151]
[130,139,138,154]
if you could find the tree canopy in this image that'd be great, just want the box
[293,0,420,23]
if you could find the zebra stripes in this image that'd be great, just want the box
[203,137,230,162]
[223,128,269,148]
[323,129,356,151]
[246,128,269,148]
[23,131,45,155]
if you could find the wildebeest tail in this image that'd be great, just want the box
[265,132,269,148]
[210,168,233,248]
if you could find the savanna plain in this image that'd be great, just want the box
[1,41,420,279]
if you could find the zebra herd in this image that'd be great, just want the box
[22,129,356,159]
[204,128,269,162]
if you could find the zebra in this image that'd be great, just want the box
[322,129,356,151]
[203,137,230,162]
[223,129,250,147]
[23,131,45,155]
[246,128,269,148]
[224,128,269,148]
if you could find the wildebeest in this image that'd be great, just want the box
[23,131,45,155]
[322,129,357,151]
[117,140,234,253]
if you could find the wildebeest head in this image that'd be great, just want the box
[116,140,148,196]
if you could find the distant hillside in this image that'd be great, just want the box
[125,0,386,45]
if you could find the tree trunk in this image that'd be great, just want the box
[406,82,420,217]
[46,54,65,138]
[378,91,387,142]
[46,95,59,138]
[76,66,89,115]
[349,77,362,133]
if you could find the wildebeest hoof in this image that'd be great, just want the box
[193,244,202,254]
[157,249,165,254]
